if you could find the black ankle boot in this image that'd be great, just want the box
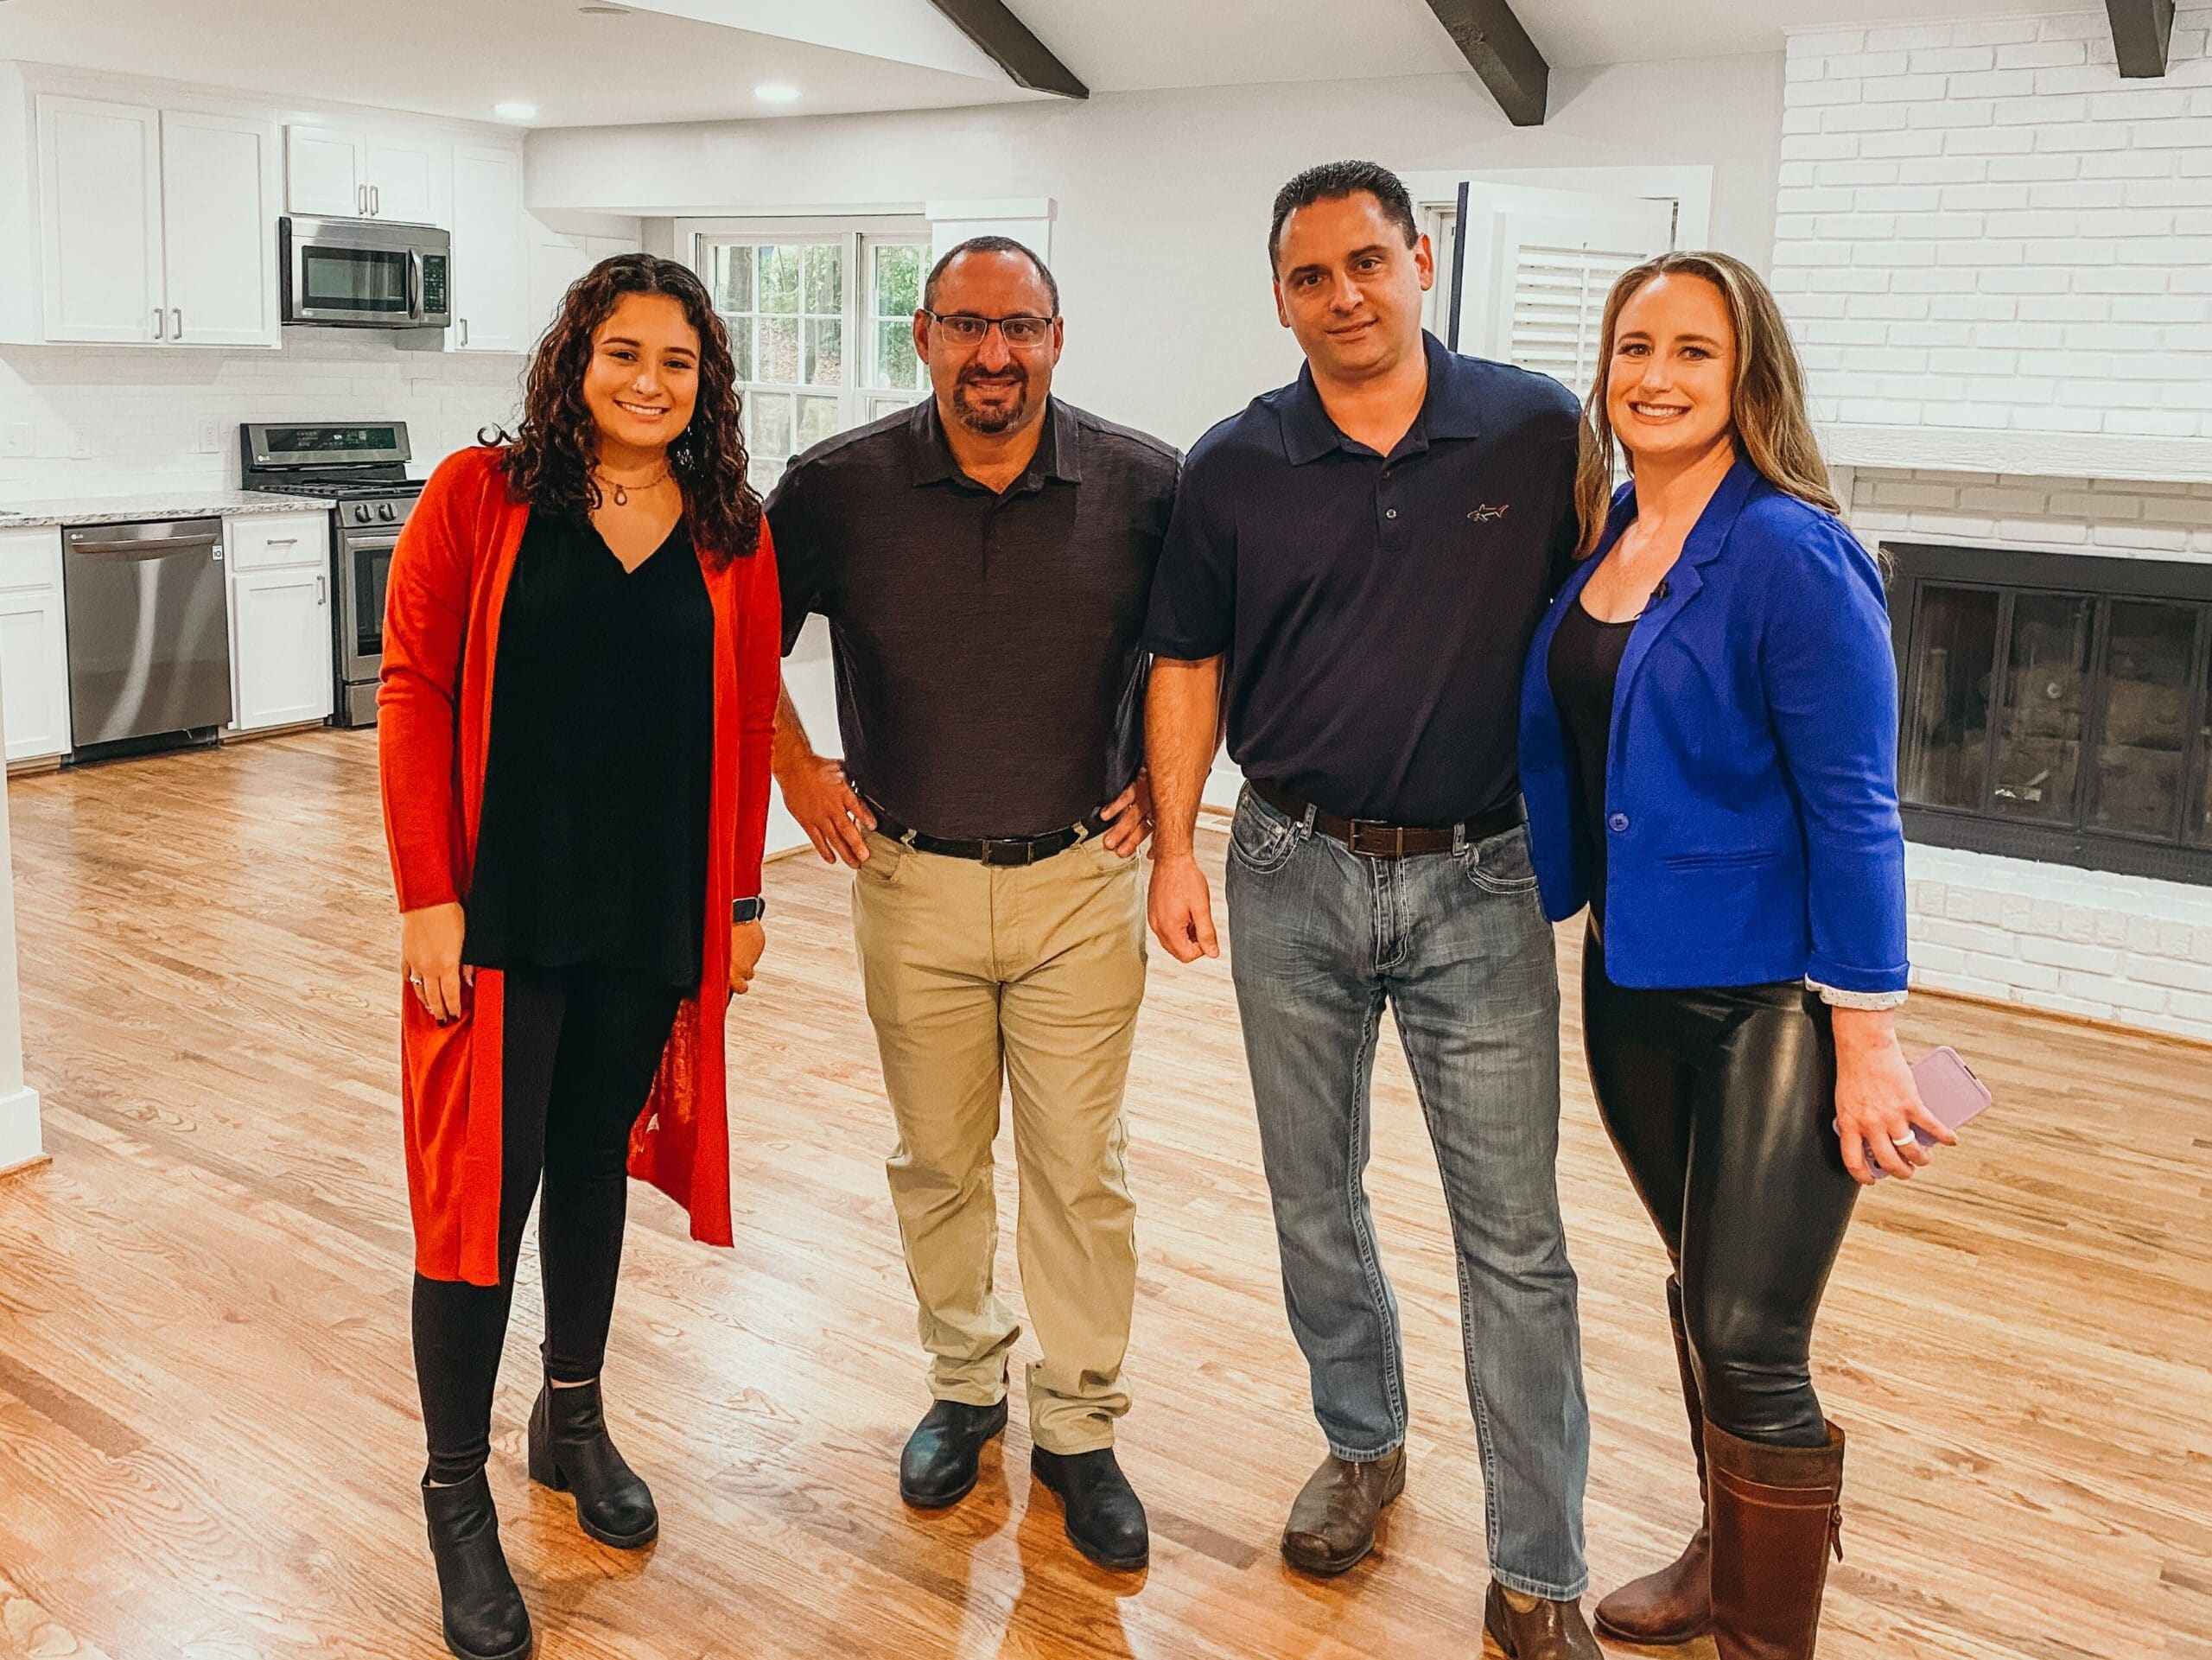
[1032,1447,1149,1571]
[526,1379,658,1549]
[422,1472,532,1660]
[899,1397,1008,1508]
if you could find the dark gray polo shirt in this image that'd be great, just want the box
[768,396,1180,840]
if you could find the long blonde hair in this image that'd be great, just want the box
[1573,251,1837,556]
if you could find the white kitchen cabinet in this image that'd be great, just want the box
[225,513,333,733]
[286,124,446,222]
[0,528,73,764]
[158,110,280,347]
[33,94,276,348]
[35,96,162,344]
[284,124,363,218]
[365,135,442,222]
[449,143,529,353]
[230,568,332,731]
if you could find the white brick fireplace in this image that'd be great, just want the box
[1775,8,2212,1041]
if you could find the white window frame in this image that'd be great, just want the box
[680,215,933,489]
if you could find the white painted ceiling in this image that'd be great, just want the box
[0,0,1046,128]
[0,0,2127,125]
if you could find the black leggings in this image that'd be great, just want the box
[1580,925,1860,1448]
[412,964,684,1485]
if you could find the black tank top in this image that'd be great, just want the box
[462,510,714,989]
[1547,596,1636,929]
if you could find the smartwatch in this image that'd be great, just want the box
[731,897,766,925]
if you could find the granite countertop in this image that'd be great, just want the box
[0,491,335,529]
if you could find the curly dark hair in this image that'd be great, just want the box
[487,252,760,564]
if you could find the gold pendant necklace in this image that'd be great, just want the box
[598,465,669,507]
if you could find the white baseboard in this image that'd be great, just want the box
[0,1083,42,1174]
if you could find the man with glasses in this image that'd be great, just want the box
[766,235,1178,1570]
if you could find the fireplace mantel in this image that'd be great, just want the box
[1822,425,2212,488]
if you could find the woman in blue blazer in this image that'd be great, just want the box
[1519,251,1954,1660]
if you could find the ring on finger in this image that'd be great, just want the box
[1890,1132,1919,1147]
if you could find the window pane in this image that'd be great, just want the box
[760,316,800,383]
[1991,593,2094,823]
[876,319,921,391]
[728,315,753,381]
[874,243,922,319]
[747,392,793,461]
[758,245,801,314]
[1902,586,1999,811]
[797,395,839,453]
[2091,601,2196,838]
[869,392,918,423]
[804,319,842,386]
[804,244,841,316]
[713,244,753,315]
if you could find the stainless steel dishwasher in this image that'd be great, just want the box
[61,517,233,756]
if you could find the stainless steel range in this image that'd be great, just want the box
[241,422,424,727]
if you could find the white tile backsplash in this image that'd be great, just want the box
[0,331,529,504]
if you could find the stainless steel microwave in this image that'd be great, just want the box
[279,216,452,329]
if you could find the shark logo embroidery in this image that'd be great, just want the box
[1467,503,1510,523]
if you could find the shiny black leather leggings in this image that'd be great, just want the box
[1580,925,1860,1448]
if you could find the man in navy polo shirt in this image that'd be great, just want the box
[1144,162,1598,1658]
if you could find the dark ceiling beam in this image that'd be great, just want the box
[2105,0,2177,76]
[925,0,1088,99]
[1421,0,1549,126]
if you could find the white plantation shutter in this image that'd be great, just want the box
[1506,243,1649,390]
[1449,185,1680,404]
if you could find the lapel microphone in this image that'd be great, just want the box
[1654,579,1670,600]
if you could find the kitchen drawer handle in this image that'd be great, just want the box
[264,536,299,547]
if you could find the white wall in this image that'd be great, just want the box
[529,57,1787,450]
[1776,9,2212,455]
[0,331,531,503]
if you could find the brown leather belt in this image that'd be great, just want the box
[864,796,1113,867]
[1249,779,1521,861]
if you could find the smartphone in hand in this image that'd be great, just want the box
[1867,1046,1992,1181]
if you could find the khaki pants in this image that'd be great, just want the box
[850,827,1146,1455]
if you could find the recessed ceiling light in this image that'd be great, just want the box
[494,101,538,121]
[753,83,802,105]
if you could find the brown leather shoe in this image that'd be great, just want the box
[1279,1446,1405,1575]
[1595,1275,1713,1645]
[1482,1581,1602,1660]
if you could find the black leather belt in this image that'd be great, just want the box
[1250,779,1521,861]
[864,797,1113,867]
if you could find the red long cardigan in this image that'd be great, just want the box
[378,444,779,1287]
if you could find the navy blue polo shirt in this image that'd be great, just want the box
[1143,332,1580,827]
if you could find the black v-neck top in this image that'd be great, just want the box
[1547,595,1637,929]
[462,510,714,989]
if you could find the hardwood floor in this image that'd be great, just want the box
[0,730,2206,1659]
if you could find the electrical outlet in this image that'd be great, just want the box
[197,417,224,454]
[0,423,31,459]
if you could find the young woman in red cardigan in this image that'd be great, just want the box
[379,254,777,1660]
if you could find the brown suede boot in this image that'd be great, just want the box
[1707,1419,1846,1660]
[1595,1275,1713,1645]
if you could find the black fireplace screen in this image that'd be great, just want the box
[1886,543,2212,885]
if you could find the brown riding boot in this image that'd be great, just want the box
[1595,1275,1713,1644]
[1280,1446,1406,1575]
[1707,1419,1847,1660]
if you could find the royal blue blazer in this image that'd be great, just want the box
[1517,456,1910,995]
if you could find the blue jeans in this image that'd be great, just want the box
[1224,785,1590,1600]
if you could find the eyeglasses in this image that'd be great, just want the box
[922,309,1056,347]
